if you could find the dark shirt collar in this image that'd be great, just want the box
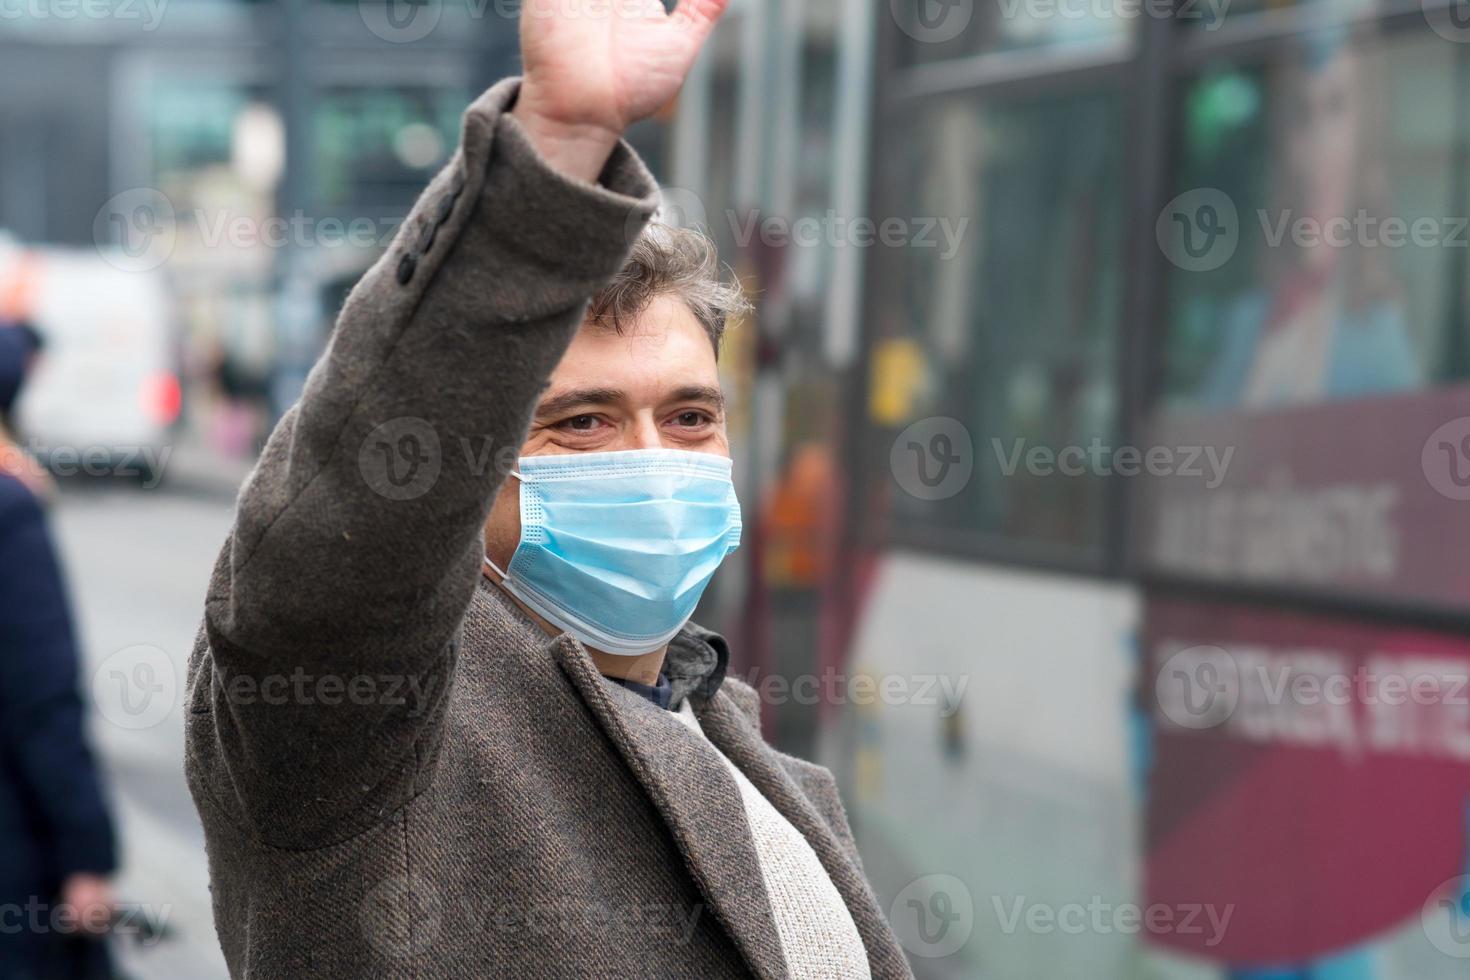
[603,671,673,711]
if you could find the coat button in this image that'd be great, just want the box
[396,253,417,285]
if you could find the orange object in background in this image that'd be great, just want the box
[0,250,42,324]
[761,441,839,589]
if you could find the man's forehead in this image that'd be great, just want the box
[549,300,720,391]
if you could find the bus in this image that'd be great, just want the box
[673,1,1470,977]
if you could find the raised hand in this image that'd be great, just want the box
[512,0,729,182]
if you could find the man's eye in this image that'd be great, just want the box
[562,415,599,431]
[674,411,709,427]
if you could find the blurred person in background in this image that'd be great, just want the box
[0,321,119,980]
[1200,32,1420,410]
[184,1,910,978]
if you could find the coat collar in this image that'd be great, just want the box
[693,685,912,979]
[476,580,904,978]
[548,629,789,980]
[550,622,910,980]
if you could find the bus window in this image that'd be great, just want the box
[866,86,1125,564]
[1160,31,1464,413]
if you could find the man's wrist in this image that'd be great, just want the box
[509,106,622,185]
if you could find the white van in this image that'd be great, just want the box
[1,241,179,486]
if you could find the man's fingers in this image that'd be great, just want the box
[669,0,730,39]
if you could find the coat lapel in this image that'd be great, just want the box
[696,690,914,980]
[548,634,789,980]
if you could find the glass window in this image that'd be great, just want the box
[310,86,467,211]
[890,0,1131,68]
[1158,30,1469,413]
[1185,0,1384,30]
[866,86,1125,559]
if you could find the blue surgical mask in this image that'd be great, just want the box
[483,448,742,656]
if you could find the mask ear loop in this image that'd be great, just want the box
[483,468,525,579]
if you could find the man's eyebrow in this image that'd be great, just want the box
[534,387,626,419]
[668,385,726,412]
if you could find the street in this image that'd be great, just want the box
[52,481,234,980]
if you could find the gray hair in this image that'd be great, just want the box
[587,223,750,358]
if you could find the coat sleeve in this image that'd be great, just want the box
[187,77,660,847]
[0,479,117,879]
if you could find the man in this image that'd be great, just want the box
[185,2,911,977]
[0,323,118,979]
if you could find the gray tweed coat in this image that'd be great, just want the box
[183,77,912,979]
